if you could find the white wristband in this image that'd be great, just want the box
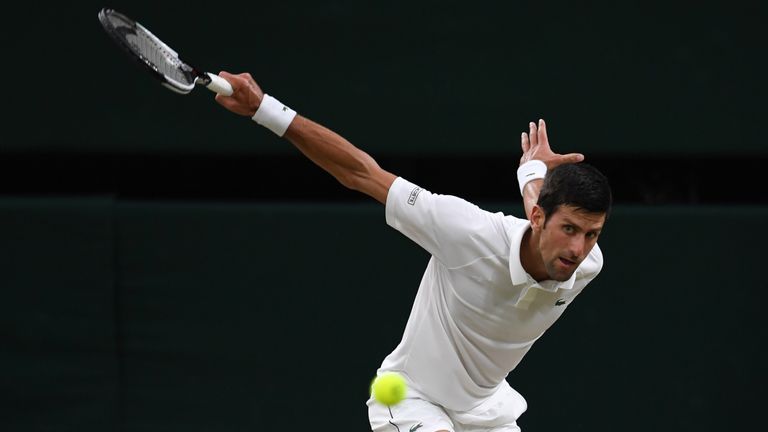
[517,160,547,196]
[251,94,297,137]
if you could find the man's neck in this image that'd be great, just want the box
[520,227,549,282]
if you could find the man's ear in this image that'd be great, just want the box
[530,205,545,232]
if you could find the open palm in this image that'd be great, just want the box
[520,119,584,169]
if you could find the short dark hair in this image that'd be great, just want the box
[537,163,612,220]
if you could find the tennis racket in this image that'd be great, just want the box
[98,8,233,96]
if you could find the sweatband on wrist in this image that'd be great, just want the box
[517,160,547,196]
[251,94,297,137]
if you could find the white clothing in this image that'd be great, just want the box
[377,177,603,413]
[368,380,523,432]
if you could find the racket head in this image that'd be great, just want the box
[98,8,200,94]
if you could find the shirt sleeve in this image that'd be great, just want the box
[385,177,509,269]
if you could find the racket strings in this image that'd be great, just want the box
[131,29,192,84]
[105,12,196,88]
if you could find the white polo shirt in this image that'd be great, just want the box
[378,177,604,412]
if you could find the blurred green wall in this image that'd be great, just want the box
[7,0,766,156]
[3,1,765,431]
[1,198,764,431]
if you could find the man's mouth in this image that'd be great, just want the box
[558,257,577,267]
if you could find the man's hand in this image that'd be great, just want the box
[214,71,264,117]
[520,119,584,169]
[519,119,584,220]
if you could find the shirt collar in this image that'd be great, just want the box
[509,220,532,286]
[507,219,577,291]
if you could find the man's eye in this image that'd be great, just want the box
[563,225,574,234]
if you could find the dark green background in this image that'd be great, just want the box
[2,1,766,431]
[1,201,765,430]
[6,0,767,155]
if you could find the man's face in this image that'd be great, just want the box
[532,205,606,281]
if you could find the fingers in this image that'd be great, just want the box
[567,153,585,163]
[520,119,584,167]
[559,153,585,164]
[214,72,247,114]
[218,71,241,93]
[537,119,548,148]
[523,120,543,152]
[528,122,538,147]
[521,132,530,153]
[218,71,234,83]
[214,71,263,116]
[214,92,238,110]
[215,72,239,102]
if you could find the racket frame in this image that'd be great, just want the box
[98,8,230,95]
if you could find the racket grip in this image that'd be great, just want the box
[205,73,234,96]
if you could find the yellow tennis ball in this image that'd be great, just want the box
[371,372,407,406]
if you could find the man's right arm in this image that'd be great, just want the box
[283,116,396,204]
[214,71,396,204]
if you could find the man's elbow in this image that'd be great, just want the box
[339,165,394,204]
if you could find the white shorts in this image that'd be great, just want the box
[367,381,525,432]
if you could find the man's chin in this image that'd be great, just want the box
[546,258,579,281]
[546,267,576,282]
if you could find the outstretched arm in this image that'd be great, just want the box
[214,72,396,204]
[519,119,584,219]
[283,117,396,204]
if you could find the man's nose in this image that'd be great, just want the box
[568,235,585,259]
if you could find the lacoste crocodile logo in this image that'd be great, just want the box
[555,298,566,306]
[409,422,423,432]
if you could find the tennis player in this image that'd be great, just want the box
[214,72,612,432]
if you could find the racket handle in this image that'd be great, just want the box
[205,73,233,96]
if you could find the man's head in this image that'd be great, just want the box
[530,163,612,281]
